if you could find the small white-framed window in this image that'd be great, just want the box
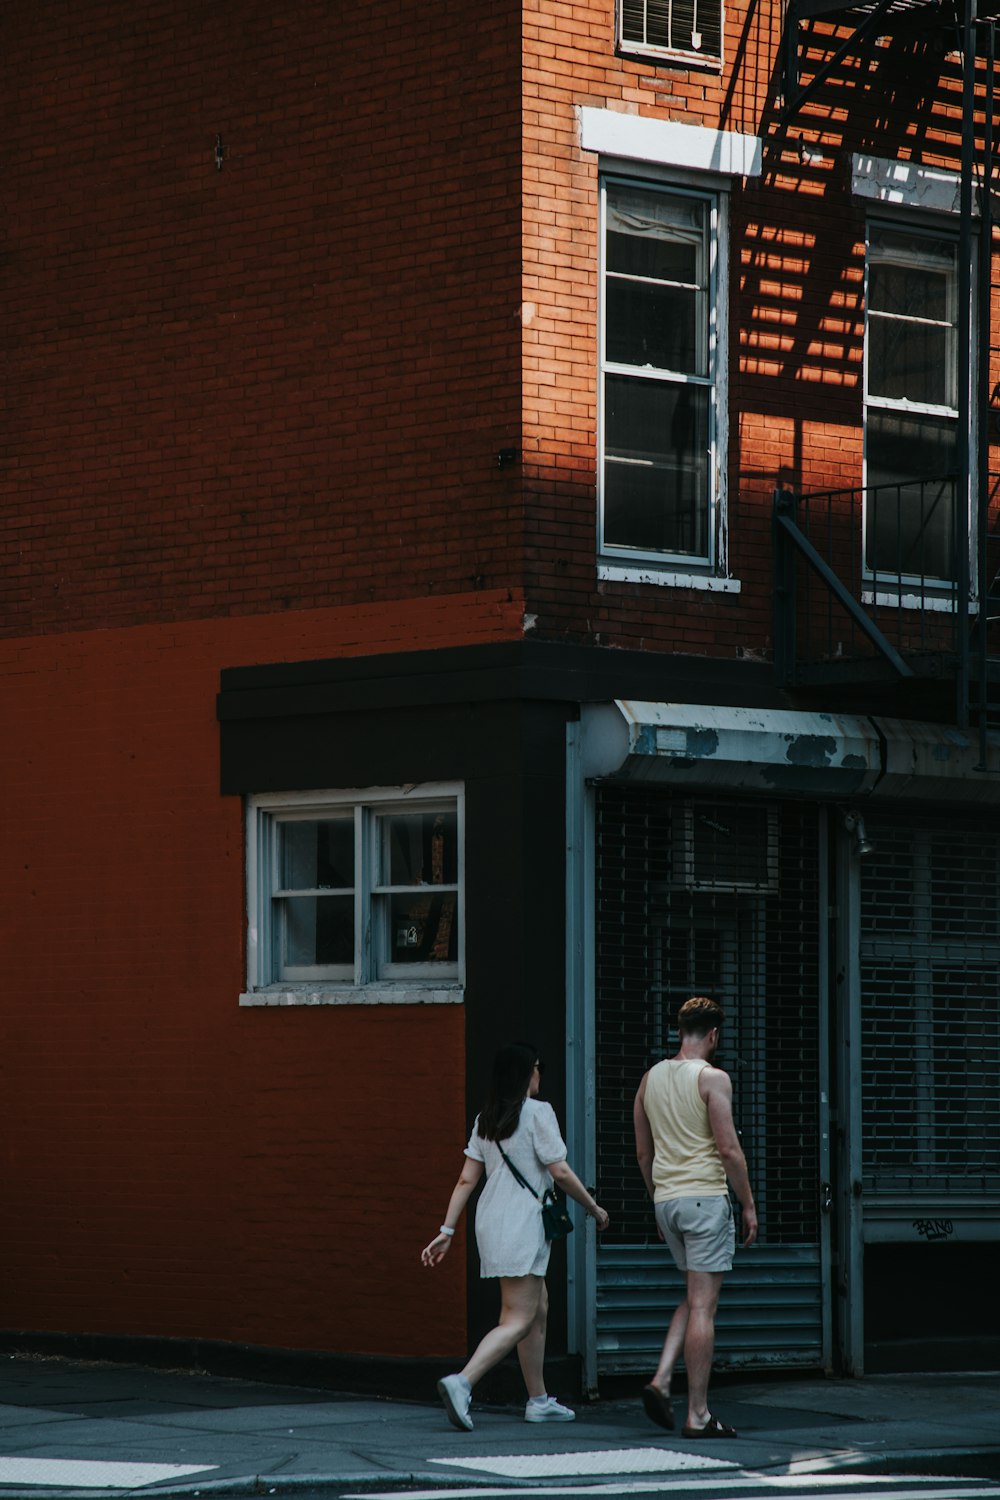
[244,784,464,1003]
[599,175,725,574]
[863,223,964,586]
[618,0,723,66]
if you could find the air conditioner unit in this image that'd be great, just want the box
[671,802,779,893]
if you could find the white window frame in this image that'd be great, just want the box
[862,217,974,597]
[598,172,729,579]
[242,783,465,1007]
[617,0,723,69]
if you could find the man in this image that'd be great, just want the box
[633,996,757,1439]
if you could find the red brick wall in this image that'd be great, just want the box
[0,594,521,1354]
[520,3,1000,657]
[2,0,523,639]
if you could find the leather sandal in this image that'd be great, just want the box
[641,1383,674,1430]
[681,1414,738,1438]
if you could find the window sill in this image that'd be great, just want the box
[617,43,723,71]
[240,984,465,1008]
[861,589,973,614]
[599,562,741,593]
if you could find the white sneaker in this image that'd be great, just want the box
[437,1374,473,1431]
[525,1395,576,1422]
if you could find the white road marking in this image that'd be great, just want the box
[431,1446,734,1476]
[0,1456,218,1489]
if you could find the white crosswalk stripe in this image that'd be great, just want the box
[433,1446,734,1476]
[0,1455,218,1489]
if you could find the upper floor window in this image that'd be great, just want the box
[599,177,722,571]
[619,0,722,65]
[245,786,463,1000]
[864,224,961,585]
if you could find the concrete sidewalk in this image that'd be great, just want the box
[0,1355,996,1498]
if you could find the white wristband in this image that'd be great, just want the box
[439,1224,455,1237]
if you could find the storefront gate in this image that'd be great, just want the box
[593,786,830,1372]
[859,807,1000,1245]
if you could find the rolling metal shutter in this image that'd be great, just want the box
[594,787,826,1371]
[859,808,1000,1241]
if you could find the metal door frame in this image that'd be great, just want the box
[834,810,865,1375]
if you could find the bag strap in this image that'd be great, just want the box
[497,1143,542,1201]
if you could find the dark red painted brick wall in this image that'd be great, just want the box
[0,600,532,1354]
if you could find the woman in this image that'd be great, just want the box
[421,1042,609,1431]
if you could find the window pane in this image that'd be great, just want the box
[606,279,705,375]
[868,315,952,407]
[868,259,951,322]
[867,231,957,408]
[605,187,708,378]
[280,819,354,890]
[381,809,458,887]
[386,891,459,964]
[865,410,958,579]
[604,374,709,556]
[281,894,354,967]
[606,187,705,281]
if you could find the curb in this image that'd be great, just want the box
[3,1449,999,1500]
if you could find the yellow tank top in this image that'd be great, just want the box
[643,1058,727,1202]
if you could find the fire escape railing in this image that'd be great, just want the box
[773,477,1000,746]
[774,475,957,683]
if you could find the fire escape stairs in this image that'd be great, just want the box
[773,0,1000,764]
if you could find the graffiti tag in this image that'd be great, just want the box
[912,1218,954,1242]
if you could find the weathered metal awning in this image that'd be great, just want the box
[584,701,1000,801]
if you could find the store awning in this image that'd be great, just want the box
[585,701,1000,802]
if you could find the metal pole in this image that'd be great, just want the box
[956,0,976,729]
[977,21,995,769]
[773,485,797,686]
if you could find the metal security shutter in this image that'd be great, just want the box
[860,808,1000,1240]
[594,787,826,1372]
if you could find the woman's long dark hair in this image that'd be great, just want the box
[477,1042,537,1143]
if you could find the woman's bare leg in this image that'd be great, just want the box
[460,1276,544,1388]
[515,1279,548,1397]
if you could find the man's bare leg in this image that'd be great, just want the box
[649,1297,689,1394]
[682,1269,724,1429]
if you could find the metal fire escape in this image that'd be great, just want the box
[773,0,1000,767]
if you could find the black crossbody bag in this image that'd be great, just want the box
[497,1144,574,1240]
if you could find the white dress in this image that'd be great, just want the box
[465,1098,568,1278]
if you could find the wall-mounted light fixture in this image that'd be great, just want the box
[843,809,875,857]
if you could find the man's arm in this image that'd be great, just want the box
[633,1072,656,1198]
[701,1067,758,1247]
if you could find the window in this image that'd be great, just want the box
[245,786,463,1001]
[864,225,962,584]
[619,0,722,64]
[599,178,722,571]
